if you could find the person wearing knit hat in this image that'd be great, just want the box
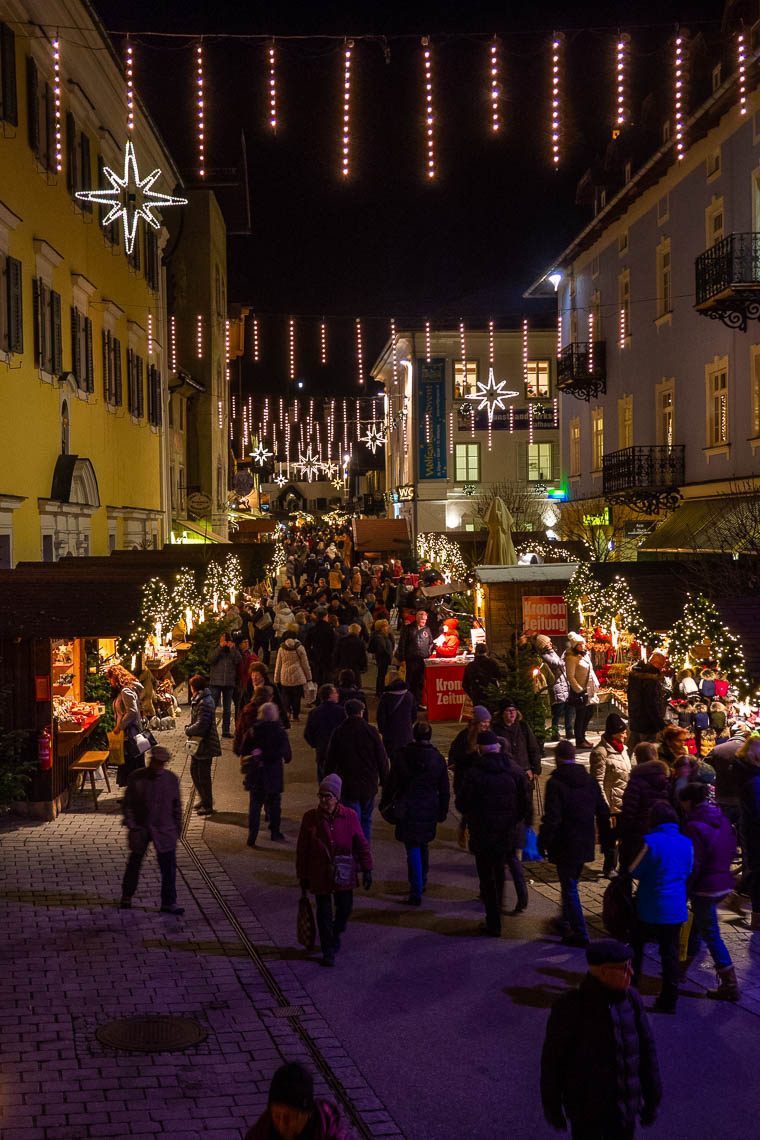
[590,713,632,878]
[120,744,184,915]
[243,1061,352,1139]
[462,642,502,710]
[296,771,373,967]
[541,937,662,1137]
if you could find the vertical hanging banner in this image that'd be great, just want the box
[417,357,447,480]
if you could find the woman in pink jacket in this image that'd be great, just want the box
[296,774,372,967]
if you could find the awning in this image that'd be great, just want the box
[172,518,230,544]
[352,517,411,552]
[639,498,740,554]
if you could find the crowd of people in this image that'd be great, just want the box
[104,521,760,1140]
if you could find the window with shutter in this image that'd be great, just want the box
[127,228,141,271]
[102,329,112,402]
[148,365,162,426]
[112,337,122,405]
[7,256,22,353]
[84,316,93,390]
[65,112,78,196]
[70,307,82,384]
[79,132,92,212]
[0,253,7,351]
[0,23,18,126]
[51,290,62,373]
[98,157,117,244]
[136,355,144,418]
[126,346,134,411]
[26,56,39,154]
[44,82,55,173]
[33,278,54,371]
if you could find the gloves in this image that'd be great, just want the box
[543,1111,567,1132]
[640,1107,658,1128]
[362,871,372,890]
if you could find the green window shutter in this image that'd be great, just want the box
[102,329,111,401]
[51,290,62,373]
[84,316,93,391]
[26,56,38,154]
[136,355,144,418]
[112,336,122,405]
[1,23,18,127]
[70,306,81,384]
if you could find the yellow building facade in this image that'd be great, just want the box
[0,3,178,565]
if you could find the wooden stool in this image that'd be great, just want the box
[70,751,111,810]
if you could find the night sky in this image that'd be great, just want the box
[92,0,723,392]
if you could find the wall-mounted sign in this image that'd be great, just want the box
[522,595,568,638]
[397,484,415,502]
[582,507,611,526]
[417,358,447,480]
[624,519,656,538]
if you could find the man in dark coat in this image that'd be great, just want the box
[376,672,417,759]
[335,624,368,683]
[626,652,668,749]
[252,596,276,665]
[493,698,542,778]
[456,731,527,936]
[617,754,671,870]
[379,721,450,906]
[541,938,662,1139]
[539,740,611,947]
[396,608,435,708]
[305,608,337,686]
[304,684,347,783]
[462,644,502,710]
[326,699,389,842]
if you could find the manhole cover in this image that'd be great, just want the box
[95,1015,207,1053]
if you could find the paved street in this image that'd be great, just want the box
[4,682,760,1139]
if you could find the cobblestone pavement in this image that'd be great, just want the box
[4,705,760,1140]
[0,715,403,1140]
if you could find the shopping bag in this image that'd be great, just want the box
[679,909,694,962]
[296,890,316,952]
[522,826,543,862]
[397,661,406,680]
[107,729,125,766]
[602,874,635,942]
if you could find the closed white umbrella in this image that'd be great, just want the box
[484,496,517,565]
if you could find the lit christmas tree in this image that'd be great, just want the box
[668,594,747,688]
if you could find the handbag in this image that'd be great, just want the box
[380,793,408,826]
[134,732,152,754]
[107,729,125,767]
[304,680,317,703]
[331,854,354,890]
[127,826,150,855]
[255,610,272,631]
[296,889,316,951]
[602,873,635,942]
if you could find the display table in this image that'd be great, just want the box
[424,658,472,721]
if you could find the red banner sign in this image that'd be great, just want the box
[522,595,568,638]
[424,661,468,721]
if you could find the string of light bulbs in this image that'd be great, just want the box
[196,42,205,177]
[52,39,62,174]
[674,33,685,161]
[490,40,501,132]
[551,34,562,167]
[616,35,628,128]
[269,43,277,131]
[341,42,352,177]
[425,321,432,363]
[289,317,295,380]
[252,316,260,362]
[737,31,747,116]
[125,41,134,132]
[422,38,436,179]
[355,317,364,385]
[320,320,327,365]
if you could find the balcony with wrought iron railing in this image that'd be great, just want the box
[695,232,760,331]
[602,444,684,514]
[556,341,606,401]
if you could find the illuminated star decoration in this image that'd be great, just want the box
[359,424,387,454]
[332,478,345,490]
[75,139,187,255]
[320,460,341,480]
[294,445,321,481]
[273,471,288,487]
[250,442,273,466]
[473,368,519,420]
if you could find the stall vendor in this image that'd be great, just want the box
[433,618,461,658]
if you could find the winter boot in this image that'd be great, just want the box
[707,965,739,1002]
[750,912,760,931]
[602,849,618,879]
[678,955,694,982]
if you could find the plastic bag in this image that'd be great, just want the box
[522,826,543,862]
[107,729,124,767]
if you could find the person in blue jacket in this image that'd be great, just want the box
[629,801,693,1014]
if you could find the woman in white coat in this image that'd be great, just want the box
[274,627,312,723]
[590,712,632,877]
[562,632,599,750]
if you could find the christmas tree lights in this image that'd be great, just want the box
[565,564,605,630]
[416,533,467,584]
[667,594,747,688]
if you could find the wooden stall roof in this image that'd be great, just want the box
[1,543,274,639]
[352,517,411,555]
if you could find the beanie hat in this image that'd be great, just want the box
[150,746,171,764]
[604,713,627,736]
[586,938,633,966]
[319,773,342,798]
[534,634,553,651]
[567,631,584,645]
[471,705,492,723]
[268,1062,315,1112]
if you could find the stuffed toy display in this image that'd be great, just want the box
[433,617,461,658]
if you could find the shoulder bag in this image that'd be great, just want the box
[331,854,355,890]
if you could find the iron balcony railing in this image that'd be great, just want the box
[556,340,606,388]
[695,232,760,306]
[602,444,685,496]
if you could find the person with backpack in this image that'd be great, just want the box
[379,721,450,907]
[325,700,389,843]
